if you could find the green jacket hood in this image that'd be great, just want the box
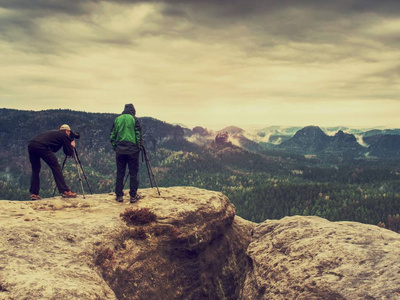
[122,103,136,116]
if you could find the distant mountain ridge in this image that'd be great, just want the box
[279,126,331,153]
[187,123,400,159]
[278,126,365,156]
[364,135,400,158]
[216,124,400,159]
[1,108,399,160]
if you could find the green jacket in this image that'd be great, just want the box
[110,114,142,153]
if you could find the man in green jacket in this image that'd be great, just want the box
[110,103,142,203]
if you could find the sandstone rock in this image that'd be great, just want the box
[2,189,400,300]
[192,126,211,136]
[0,187,253,300]
[215,132,229,145]
[97,187,254,300]
[241,215,400,300]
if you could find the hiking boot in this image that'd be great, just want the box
[130,194,141,203]
[62,190,77,198]
[116,196,123,203]
[30,194,42,201]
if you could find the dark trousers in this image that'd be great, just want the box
[28,143,70,195]
[115,152,140,197]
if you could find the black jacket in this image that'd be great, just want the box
[29,130,74,156]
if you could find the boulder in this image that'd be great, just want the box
[215,132,229,145]
[241,215,400,300]
[0,187,254,300]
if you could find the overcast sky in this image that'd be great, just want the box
[1,0,400,130]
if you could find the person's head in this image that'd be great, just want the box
[60,124,71,136]
[122,103,136,116]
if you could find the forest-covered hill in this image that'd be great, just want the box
[1,108,400,229]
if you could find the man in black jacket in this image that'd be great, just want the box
[28,124,77,200]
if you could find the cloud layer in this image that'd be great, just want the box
[1,0,400,129]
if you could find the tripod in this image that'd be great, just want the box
[124,145,160,195]
[52,148,92,198]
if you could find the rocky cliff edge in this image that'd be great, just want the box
[1,187,400,300]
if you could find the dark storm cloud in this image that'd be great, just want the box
[132,0,400,56]
[143,0,400,17]
[1,0,399,66]
[0,0,92,15]
[0,1,84,50]
[3,0,400,18]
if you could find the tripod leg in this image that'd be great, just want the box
[143,147,160,195]
[123,171,129,189]
[73,151,86,199]
[146,157,160,195]
[53,155,68,197]
[142,149,154,189]
[145,159,154,188]
[74,148,93,194]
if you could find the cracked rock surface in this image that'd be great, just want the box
[241,215,400,300]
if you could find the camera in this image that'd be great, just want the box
[70,131,80,140]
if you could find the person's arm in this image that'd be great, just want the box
[110,121,117,151]
[134,117,142,147]
[62,134,74,156]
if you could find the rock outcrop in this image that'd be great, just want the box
[241,216,400,300]
[192,126,212,136]
[0,187,254,300]
[1,187,400,300]
[215,132,230,145]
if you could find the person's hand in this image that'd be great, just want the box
[71,140,76,148]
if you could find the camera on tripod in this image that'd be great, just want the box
[70,131,80,140]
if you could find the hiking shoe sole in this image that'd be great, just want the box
[62,194,77,198]
[130,195,142,203]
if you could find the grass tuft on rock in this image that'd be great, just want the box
[120,208,157,226]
